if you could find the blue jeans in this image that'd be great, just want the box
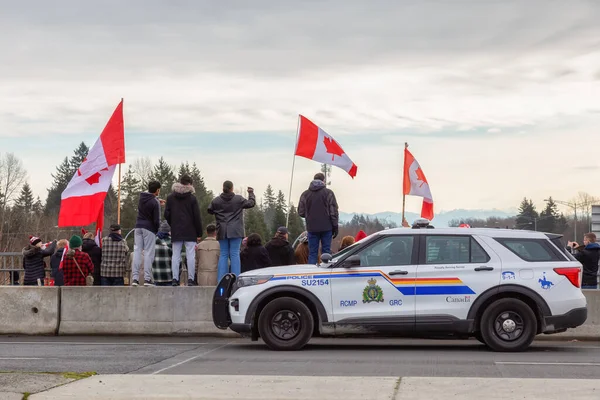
[218,238,242,280]
[308,231,333,264]
[101,277,124,286]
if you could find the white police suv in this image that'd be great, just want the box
[213,223,587,352]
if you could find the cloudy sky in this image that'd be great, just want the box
[1,0,599,216]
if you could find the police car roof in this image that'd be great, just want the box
[378,227,550,239]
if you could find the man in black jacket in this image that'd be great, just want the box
[298,173,339,264]
[209,180,256,281]
[570,233,600,289]
[132,180,162,287]
[265,227,296,267]
[22,236,57,286]
[165,175,203,286]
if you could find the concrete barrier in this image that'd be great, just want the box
[0,287,60,335]
[548,289,600,340]
[59,287,237,336]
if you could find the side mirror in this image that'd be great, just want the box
[343,254,361,268]
[321,253,332,264]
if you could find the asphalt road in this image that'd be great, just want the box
[1,337,600,379]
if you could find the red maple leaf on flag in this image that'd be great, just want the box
[84,167,109,185]
[415,167,428,187]
[323,136,345,161]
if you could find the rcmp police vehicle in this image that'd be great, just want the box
[213,220,587,352]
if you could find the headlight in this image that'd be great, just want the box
[235,275,274,290]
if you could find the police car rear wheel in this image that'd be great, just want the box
[480,298,537,352]
[258,297,314,351]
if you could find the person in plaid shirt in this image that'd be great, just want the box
[62,235,94,286]
[153,221,173,286]
[101,224,130,286]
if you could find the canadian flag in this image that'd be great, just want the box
[58,100,125,238]
[295,115,358,178]
[403,148,434,221]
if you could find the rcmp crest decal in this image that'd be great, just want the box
[363,278,384,303]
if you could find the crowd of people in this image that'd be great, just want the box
[21,172,367,287]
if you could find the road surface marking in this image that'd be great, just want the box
[496,362,600,366]
[0,357,44,360]
[152,342,232,375]
[0,342,211,346]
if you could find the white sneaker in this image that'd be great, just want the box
[131,280,139,287]
[144,280,155,287]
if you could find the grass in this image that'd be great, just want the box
[61,371,97,380]
[22,393,30,400]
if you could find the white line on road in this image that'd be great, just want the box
[0,357,44,360]
[496,362,600,366]
[151,342,232,375]
[0,342,212,346]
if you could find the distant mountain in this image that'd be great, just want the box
[339,208,517,227]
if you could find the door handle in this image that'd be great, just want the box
[474,266,494,272]
[389,270,409,276]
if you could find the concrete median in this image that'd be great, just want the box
[0,287,60,335]
[59,286,238,336]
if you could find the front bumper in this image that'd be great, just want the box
[543,307,587,333]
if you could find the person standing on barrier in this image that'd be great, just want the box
[196,224,220,286]
[101,225,130,286]
[153,221,173,286]
[209,181,256,281]
[22,236,56,286]
[132,180,163,287]
[165,175,203,287]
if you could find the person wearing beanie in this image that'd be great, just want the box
[82,233,102,286]
[61,235,94,286]
[165,175,203,287]
[298,173,339,264]
[209,180,256,281]
[22,236,57,286]
[153,221,173,286]
[265,227,296,267]
[101,224,130,286]
[355,230,368,242]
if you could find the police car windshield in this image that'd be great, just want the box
[328,240,362,264]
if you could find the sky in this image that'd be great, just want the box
[1,0,599,216]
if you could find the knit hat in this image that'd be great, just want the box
[159,220,171,233]
[69,235,83,249]
[355,230,368,242]
[29,236,41,246]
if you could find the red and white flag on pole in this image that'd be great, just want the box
[58,100,125,239]
[295,115,358,178]
[403,148,434,221]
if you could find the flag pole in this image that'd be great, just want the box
[117,97,124,224]
[401,142,408,227]
[286,115,301,227]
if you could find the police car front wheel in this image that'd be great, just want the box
[258,297,314,351]
[480,298,537,352]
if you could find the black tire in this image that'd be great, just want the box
[258,297,314,351]
[474,331,485,344]
[480,298,537,352]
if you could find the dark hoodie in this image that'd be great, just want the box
[298,180,339,233]
[165,183,203,242]
[574,242,600,286]
[49,247,65,286]
[208,191,256,241]
[136,192,161,234]
[22,241,56,285]
[265,236,296,266]
[82,238,102,286]
[241,245,272,273]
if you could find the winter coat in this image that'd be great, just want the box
[49,247,65,286]
[208,191,256,240]
[165,183,203,242]
[196,237,220,286]
[241,245,271,274]
[265,237,295,267]
[298,180,339,233]
[136,192,161,234]
[101,234,129,278]
[22,241,56,285]
[82,238,102,286]
[574,242,600,286]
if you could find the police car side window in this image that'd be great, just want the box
[358,236,414,267]
[426,236,490,264]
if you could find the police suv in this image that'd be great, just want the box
[213,222,587,352]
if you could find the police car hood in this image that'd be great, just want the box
[239,264,326,277]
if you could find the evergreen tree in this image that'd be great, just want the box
[244,207,270,242]
[151,157,176,197]
[69,142,89,172]
[177,162,191,181]
[272,190,287,234]
[515,198,539,230]
[263,185,276,232]
[538,197,560,233]
[33,197,43,214]
[15,183,34,213]
[120,166,141,229]
[189,163,214,229]
[287,205,305,243]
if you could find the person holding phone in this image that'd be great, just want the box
[209,181,256,281]
[569,233,600,289]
